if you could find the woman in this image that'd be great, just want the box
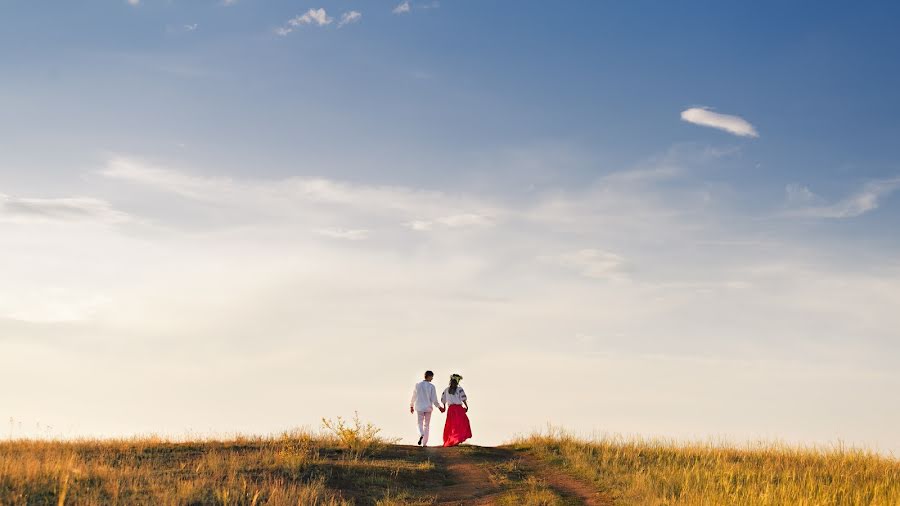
[441,373,472,447]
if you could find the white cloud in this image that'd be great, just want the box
[787,178,900,218]
[127,0,140,6]
[99,156,501,228]
[290,8,333,27]
[184,24,198,32]
[393,1,411,14]
[408,213,494,231]
[276,8,335,35]
[338,11,362,28]
[681,107,759,138]
[222,0,238,5]
[407,220,434,231]
[0,194,131,225]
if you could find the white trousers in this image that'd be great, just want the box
[416,410,433,446]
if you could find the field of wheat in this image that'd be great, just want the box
[515,430,900,505]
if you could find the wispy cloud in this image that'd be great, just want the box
[786,177,900,218]
[276,8,333,35]
[184,24,198,32]
[0,194,130,225]
[407,213,494,231]
[127,0,140,6]
[337,11,362,28]
[393,1,411,14]
[98,156,500,227]
[438,214,493,227]
[292,8,332,26]
[681,107,759,138]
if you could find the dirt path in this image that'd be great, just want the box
[517,451,613,506]
[428,445,611,506]
[429,446,508,505]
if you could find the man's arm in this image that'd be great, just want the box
[410,384,418,413]
[431,384,444,411]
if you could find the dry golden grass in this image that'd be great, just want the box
[494,476,569,506]
[6,424,896,505]
[0,429,436,506]
[514,430,900,505]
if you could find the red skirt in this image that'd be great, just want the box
[442,404,472,447]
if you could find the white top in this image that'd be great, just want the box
[441,386,467,406]
[410,380,441,412]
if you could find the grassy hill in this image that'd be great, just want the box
[0,423,897,505]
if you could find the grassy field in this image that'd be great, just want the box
[514,430,900,505]
[0,432,574,506]
[1,423,897,505]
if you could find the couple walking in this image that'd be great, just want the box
[409,370,472,447]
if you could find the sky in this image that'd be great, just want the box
[1,1,899,454]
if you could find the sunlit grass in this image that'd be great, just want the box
[0,423,424,505]
[494,476,571,506]
[514,429,900,505]
[6,423,896,505]
[0,434,345,505]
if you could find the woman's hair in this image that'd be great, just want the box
[448,373,462,395]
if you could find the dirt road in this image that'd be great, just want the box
[425,445,612,505]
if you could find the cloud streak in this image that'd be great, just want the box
[276,8,334,35]
[786,178,900,218]
[393,1,411,14]
[98,156,502,230]
[681,107,759,138]
[292,8,332,26]
[338,11,362,28]
[0,194,130,225]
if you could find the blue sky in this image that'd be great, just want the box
[1,1,899,452]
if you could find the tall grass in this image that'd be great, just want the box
[515,430,900,505]
[322,412,398,461]
[0,429,398,505]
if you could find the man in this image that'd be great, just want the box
[409,370,444,447]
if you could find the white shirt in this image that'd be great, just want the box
[441,386,467,406]
[410,380,441,412]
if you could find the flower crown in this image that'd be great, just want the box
[450,374,463,383]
